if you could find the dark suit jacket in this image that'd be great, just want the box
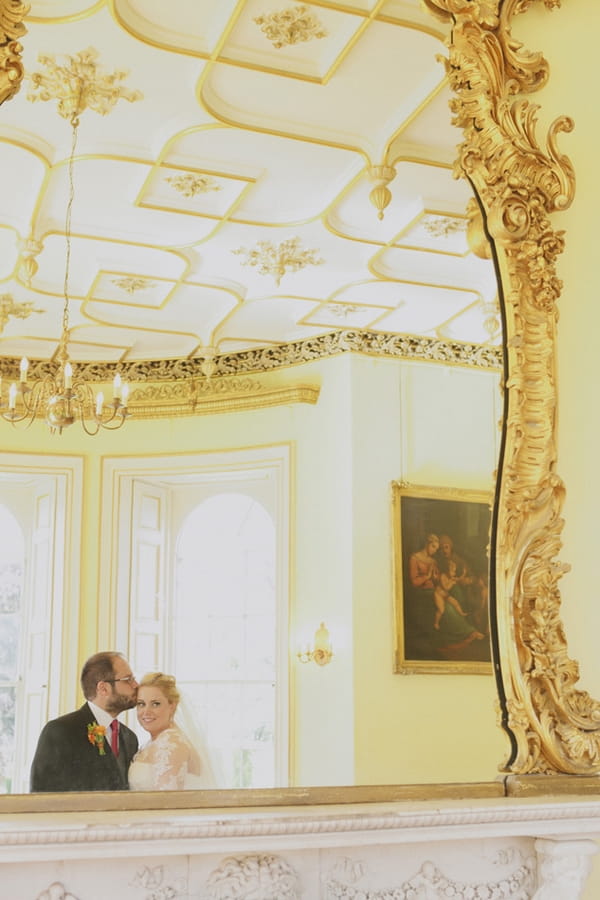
[30,703,139,792]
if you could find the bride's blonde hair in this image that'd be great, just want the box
[139,672,180,707]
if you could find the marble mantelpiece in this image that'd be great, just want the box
[1,786,600,898]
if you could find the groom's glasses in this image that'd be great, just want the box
[107,675,136,684]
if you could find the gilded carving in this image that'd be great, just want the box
[232,236,324,286]
[0,0,28,107]
[422,214,466,239]
[427,0,598,773]
[111,276,157,294]
[0,293,44,332]
[166,172,221,197]
[254,5,327,50]
[0,330,501,388]
[26,47,143,120]
[127,377,320,419]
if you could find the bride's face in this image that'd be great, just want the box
[136,685,175,739]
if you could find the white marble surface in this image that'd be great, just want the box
[0,796,598,899]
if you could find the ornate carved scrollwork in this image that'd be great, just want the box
[426,0,600,774]
[0,0,28,107]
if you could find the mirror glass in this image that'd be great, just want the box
[0,1,506,797]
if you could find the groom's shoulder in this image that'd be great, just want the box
[42,704,91,732]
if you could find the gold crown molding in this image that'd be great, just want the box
[128,379,320,420]
[0,0,28,107]
[0,330,501,384]
[427,0,591,774]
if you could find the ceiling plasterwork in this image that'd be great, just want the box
[166,172,222,198]
[0,329,502,387]
[0,0,499,379]
[253,4,328,50]
[26,45,142,119]
[232,236,325,286]
[0,291,44,331]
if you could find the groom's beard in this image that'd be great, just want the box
[105,686,137,716]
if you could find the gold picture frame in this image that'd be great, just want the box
[392,482,493,675]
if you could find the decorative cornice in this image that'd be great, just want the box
[2,796,600,851]
[128,381,320,419]
[0,331,502,385]
[0,0,28,107]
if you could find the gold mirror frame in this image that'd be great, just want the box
[425,0,597,776]
[0,0,593,796]
[0,0,27,107]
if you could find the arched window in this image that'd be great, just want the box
[173,492,277,788]
[0,505,24,793]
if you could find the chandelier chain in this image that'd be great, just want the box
[62,112,79,335]
[0,54,134,434]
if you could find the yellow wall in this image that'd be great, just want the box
[0,352,506,787]
[507,4,600,896]
[351,358,507,784]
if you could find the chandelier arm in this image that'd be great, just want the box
[1,58,136,436]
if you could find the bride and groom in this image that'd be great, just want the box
[30,651,216,792]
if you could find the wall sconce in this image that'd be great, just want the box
[297,622,333,667]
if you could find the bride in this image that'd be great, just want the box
[128,672,217,791]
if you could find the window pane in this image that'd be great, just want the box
[175,492,277,788]
[0,506,23,793]
[0,685,16,793]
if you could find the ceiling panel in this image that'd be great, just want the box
[0,1,499,368]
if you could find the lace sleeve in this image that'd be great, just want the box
[144,728,192,790]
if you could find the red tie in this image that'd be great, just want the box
[110,720,119,757]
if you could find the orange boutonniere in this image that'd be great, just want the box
[87,721,106,755]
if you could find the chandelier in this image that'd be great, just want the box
[0,49,142,435]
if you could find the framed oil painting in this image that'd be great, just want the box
[392,482,493,674]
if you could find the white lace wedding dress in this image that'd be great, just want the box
[128,725,217,791]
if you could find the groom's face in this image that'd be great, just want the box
[103,657,138,716]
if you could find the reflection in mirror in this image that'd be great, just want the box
[0,2,506,798]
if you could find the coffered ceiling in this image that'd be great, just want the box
[0,0,499,371]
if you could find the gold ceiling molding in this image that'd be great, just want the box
[426,0,593,775]
[325,303,360,318]
[0,0,28,107]
[128,377,320,419]
[368,165,396,221]
[0,330,502,386]
[254,5,328,50]
[423,215,466,239]
[26,46,143,119]
[0,293,44,332]
[111,276,157,294]
[17,237,44,286]
[232,237,325,286]
[165,172,222,198]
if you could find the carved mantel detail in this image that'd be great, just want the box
[0,0,28,107]
[425,0,598,774]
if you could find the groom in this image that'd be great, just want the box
[30,651,139,792]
